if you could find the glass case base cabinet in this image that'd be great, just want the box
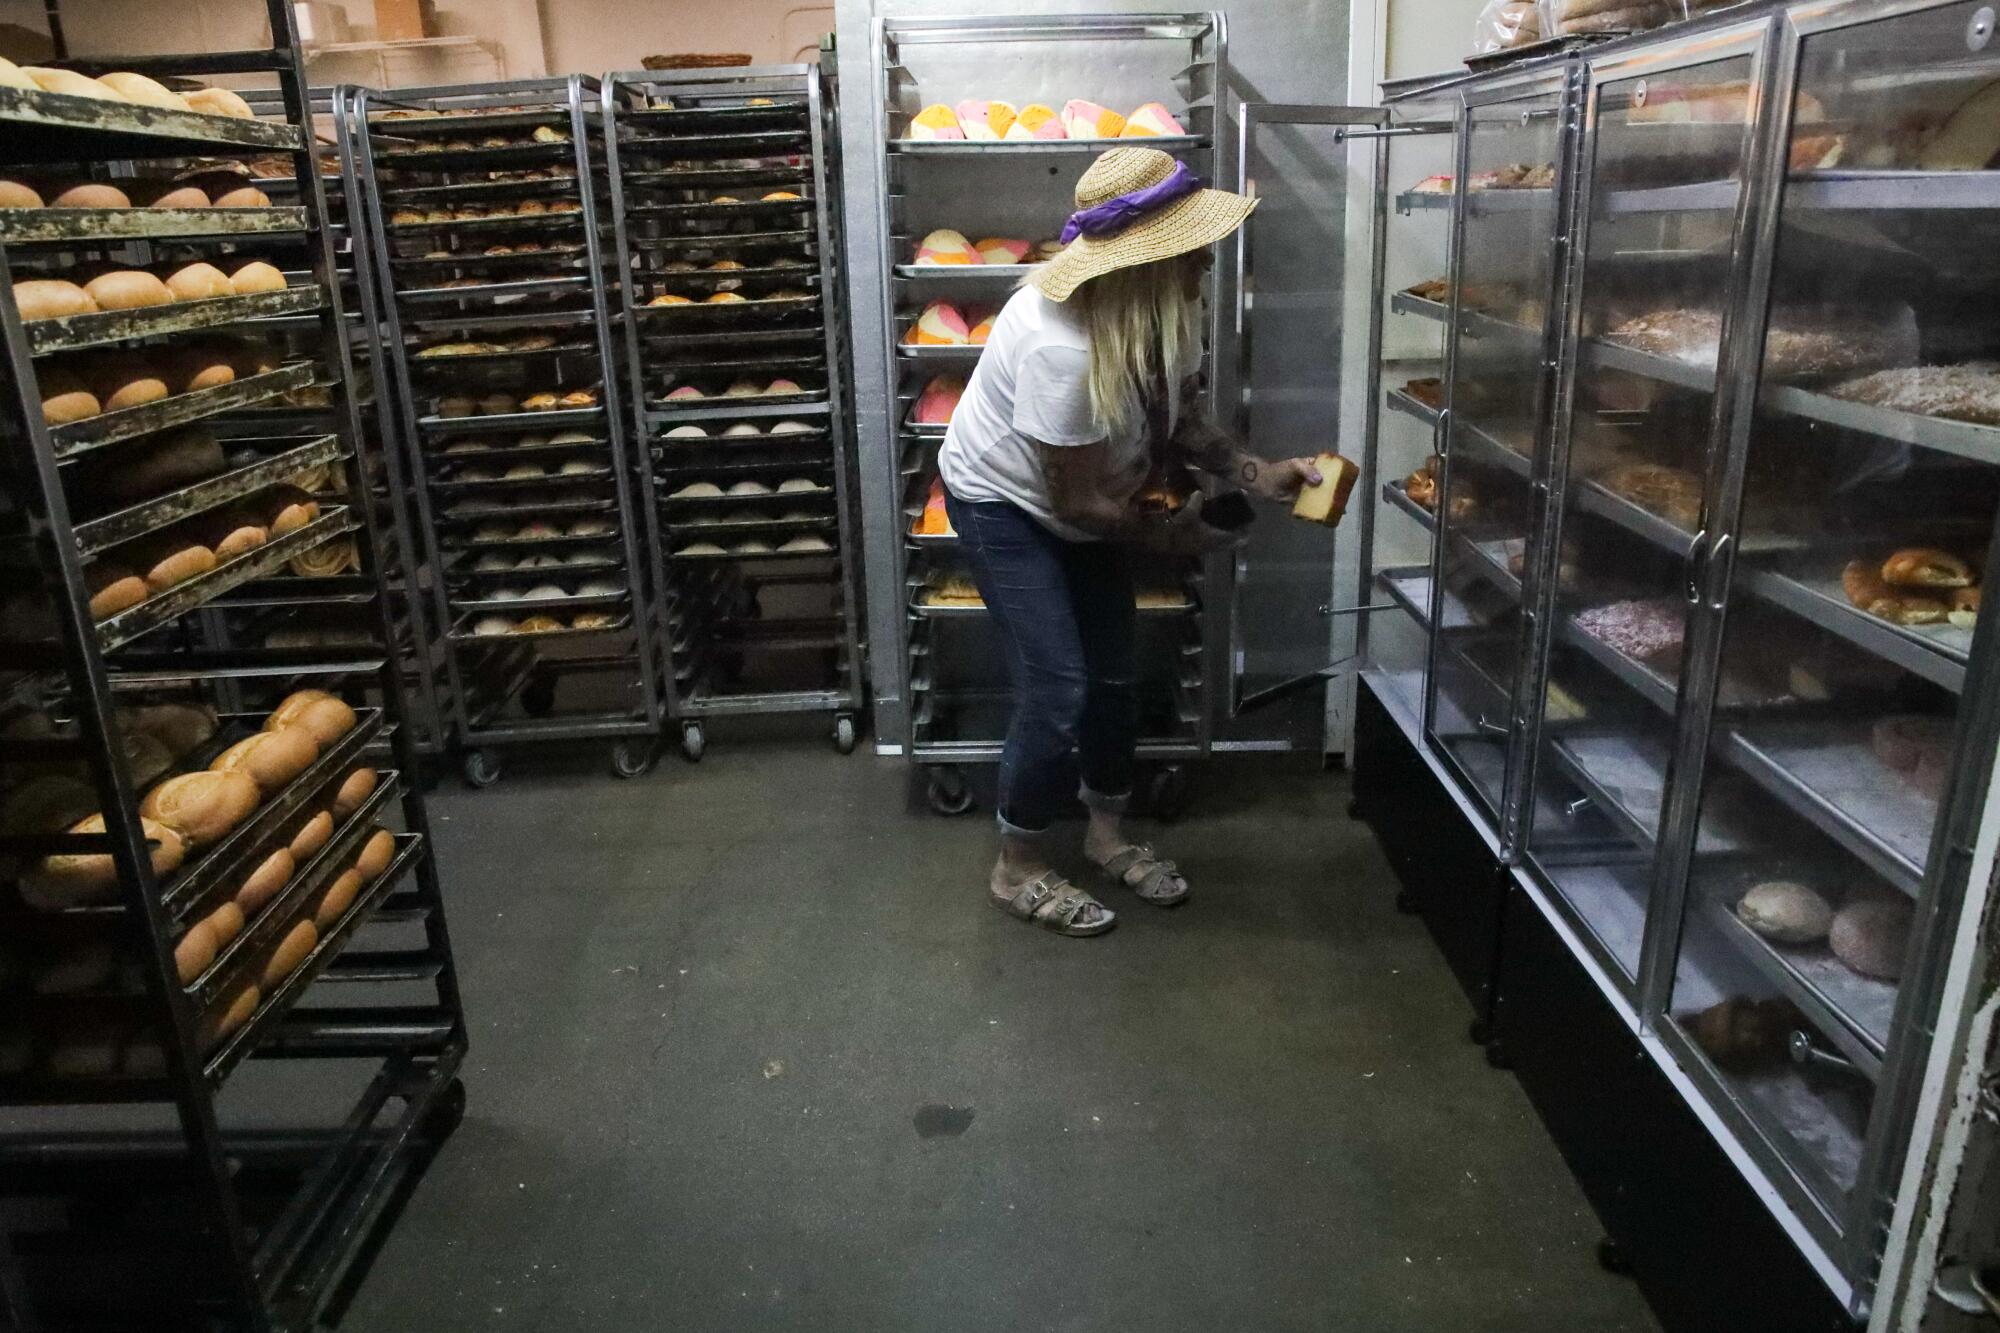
[1323,0,2000,1320]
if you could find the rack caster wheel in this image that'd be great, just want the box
[1149,765,1190,822]
[1484,1041,1513,1071]
[833,714,857,754]
[1596,1237,1633,1277]
[522,676,558,718]
[1467,1017,1492,1046]
[423,1077,467,1139]
[1395,888,1420,914]
[461,749,501,789]
[680,723,705,763]
[610,740,655,779]
[925,767,974,816]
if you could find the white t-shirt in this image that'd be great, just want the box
[939,286,1189,542]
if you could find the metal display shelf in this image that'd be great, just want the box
[0,13,466,1331]
[353,75,667,785]
[603,65,865,761]
[869,11,1226,815]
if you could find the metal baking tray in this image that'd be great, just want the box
[449,586,630,616]
[0,84,303,159]
[654,458,835,485]
[372,141,575,171]
[418,404,603,433]
[618,164,809,192]
[628,227,814,255]
[387,208,588,235]
[49,362,317,461]
[1762,382,2000,466]
[401,305,595,334]
[446,609,633,643]
[26,286,324,356]
[668,512,836,539]
[653,423,832,449]
[436,492,615,524]
[74,433,343,555]
[616,129,810,159]
[446,548,623,579]
[1786,168,2000,213]
[637,263,818,291]
[889,134,1209,156]
[660,482,832,507]
[0,205,307,244]
[1390,290,1448,323]
[895,341,983,364]
[389,246,586,275]
[1382,479,1436,531]
[1581,337,1714,392]
[647,388,826,415]
[618,101,808,133]
[376,174,579,205]
[439,525,621,554]
[401,274,591,303]
[407,342,596,367]
[430,464,612,494]
[96,507,357,654]
[1452,419,1534,478]
[425,435,609,467]
[671,541,837,564]
[1384,385,1443,427]
[892,262,1038,282]
[636,293,821,322]
[646,355,824,384]
[623,196,815,223]
[639,326,824,357]
[1557,613,1681,714]
[1740,561,1969,693]
[370,107,571,136]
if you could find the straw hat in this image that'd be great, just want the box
[1030,147,1256,303]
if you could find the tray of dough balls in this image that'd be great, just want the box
[425,427,607,468]
[0,172,301,243]
[654,419,831,454]
[614,128,812,162]
[624,191,815,225]
[408,332,596,366]
[661,475,834,518]
[400,271,592,304]
[640,256,819,292]
[447,573,631,617]
[43,340,319,461]
[431,456,613,497]
[669,532,836,562]
[449,546,624,586]
[441,512,621,553]
[370,131,575,174]
[387,196,585,233]
[632,227,817,259]
[377,164,577,201]
[436,485,615,527]
[617,99,809,133]
[637,289,821,324]
[420,387,602,429]
[390,241,586,280]
[67,429,344,555]
[0,67,301,158]
[452,605,632,641]
[370,104,573,136]
[13,259,316,354]
[650,377,826,411]
[618,162,811,193]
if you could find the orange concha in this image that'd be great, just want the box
[910,301,970,345]
[1004,104,1066,141]
[1121,102,1185,137]
[968,315,996,345]
[954,99,1018,141]
[914,376,965,425]
[974,237,1030,265]
[907,104,966,140]
[1061,100,1125,139]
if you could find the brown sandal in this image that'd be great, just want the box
[1091,843,1190,906]
[991,872,1117,937]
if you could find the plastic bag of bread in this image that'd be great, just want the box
[1472,0,1544,51]
[1539,0,1680,36]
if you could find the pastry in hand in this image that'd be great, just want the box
[1881,547,1973,589]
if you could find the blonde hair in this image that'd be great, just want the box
[1060,255,1201,439]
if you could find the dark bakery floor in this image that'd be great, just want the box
[337,735,1661,1332]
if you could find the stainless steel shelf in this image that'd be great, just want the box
[0,205,307,243]
[26,286,325,356]
[1741,562,1968,694]
[890,133,1210,156]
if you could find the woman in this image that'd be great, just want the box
[938,146,1324,938]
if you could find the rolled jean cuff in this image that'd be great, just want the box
[996,809,1053,839]
[1078,783,1131,815]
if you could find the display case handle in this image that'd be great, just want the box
[1682,528,1709,605]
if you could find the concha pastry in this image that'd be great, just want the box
[1735,881,1833,946]
[1829,899,1913,981]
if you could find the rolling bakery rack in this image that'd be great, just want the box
[601,64,865,762]
[0,3,468,1328]
[351,76,666,787]
[866,13,1228,816]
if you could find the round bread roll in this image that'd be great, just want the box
[265,691,355,746]
[270,498,319,535]
[211,523,268,561]
[141,543,218,593]
[139,768,258,847]
[315,867,362,930]
[14,278,96,321]
[0,56,34,91]
[354,828,395,882]
[166,261,233,302]
[203,900,244,948]
[86,566,148,619]
[20,814,185,910]
[0,179,43,208]
[84,270,172,312]
[227,261,286,295]
[149,185,210,210]
[332,768,378,820]
[287,810,334,861]
[185,86,254,119]
[91,355,170,411]
[103,428,225,503]
[211,727,319,793]
[96,72,189,111]
[236,846,294,913]
[212,186,270,208]
[40,366,101,424]
[1736,881,1833,946]
[169,348,236,391]
[52,182,131,209]
[209,982,260,1043]
[261,919,318,986]
[1830,899,1913,980]
[24,67,124,101]
[127,701,217,758]
[174,919,217,985]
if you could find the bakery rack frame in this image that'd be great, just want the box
[0,3,469,1328]
[600,65,867,763]
[350,76,668,787]
[864,12,1227,817]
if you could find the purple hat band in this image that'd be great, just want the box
[1058,160,1203,246]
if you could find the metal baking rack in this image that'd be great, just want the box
[603,65,865,761]
[867,13,1226,815]
[352,76,667,785]
[0,8,467,1328]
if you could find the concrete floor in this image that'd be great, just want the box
[341,739,1660,1332]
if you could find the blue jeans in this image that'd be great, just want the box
[945,493,1137,836]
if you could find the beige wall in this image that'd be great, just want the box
[539,0,832,76]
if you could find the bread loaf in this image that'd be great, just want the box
[51,182,130,209]
[211,727,319,793]
[127,701,217,758]
[90,354,170,411]
[1882,547,1974,589]
[138,768,258,847]
[149,185,210,210]
[1293,454,1361,527]
[209,522,268,561]
[288,810,333,860]
[20,814,185,910]
[40,366,101,425]
[212,186,270,208]
[236,847,294,912]
[165,261,233,302]
[0,56,33,91]
[332,767,377,819]
[228,261,286,295]
[166,344,236,391]
[86,565,148,619]
[14,278,95,321]
[185,86,254,119]
[0,179,42,208]
[202,900,244,948]
[261,919,318,986]
[23,67,123,101]
[265,690,355,746]
[315,867,362,929]
[140,542,217,593]
[174,920,217,984]
[354,828,395,881]
[84,270,172,311]
[209,983,259,1043]
[1829,899,1913,981]
[96,72,188,111]
[269,494,320,535]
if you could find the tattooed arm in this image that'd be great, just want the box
[1173,411,1323,502]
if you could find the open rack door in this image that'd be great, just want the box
[1218,103,1385,741]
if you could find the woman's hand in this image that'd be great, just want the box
[1153,494,1243,556]
[1240,456,1325,503]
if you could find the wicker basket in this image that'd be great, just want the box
[641,53,753,70]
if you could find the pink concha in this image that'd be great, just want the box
[665,385,703,400]
[765,378,803,396]
[952,99,1007,141]
[914,227,982,265]
[1061,100,1126,139]
[1004,104,1066,140]
[975,237,1031,265]
[913,301,970,345]
[1121,102,1185,137]
[907,104,966,140]
[914,376,966,425]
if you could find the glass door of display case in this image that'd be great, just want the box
[1421,71,1577,853]
[1516,36,1770,993]
[1651,0,2000,1286]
